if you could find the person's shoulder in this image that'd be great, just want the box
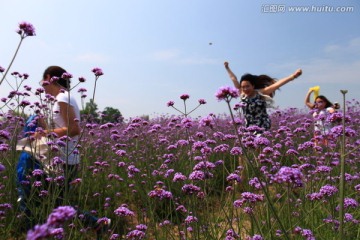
[56,91,75,103]
[56,91,68,97]
[326,107,335,113]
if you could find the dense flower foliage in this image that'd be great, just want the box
[1,21,360,240]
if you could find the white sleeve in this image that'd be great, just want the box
[56,92,74,107]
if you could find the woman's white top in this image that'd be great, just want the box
[52,91,81,165]
[313,107,333,135]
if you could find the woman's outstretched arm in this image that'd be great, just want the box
[224,61,241,89]
[260,69,302,96]
[305,89,315,109]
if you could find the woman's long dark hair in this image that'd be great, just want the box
[240,73,277,97]
[314,95,333,109]
[43,66,70,90]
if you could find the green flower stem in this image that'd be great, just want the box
[225,98,290,240]
[183,99,187,117]
[0,37,24,86]
[339,89,348,239]
[251,212,264,237]
[169,105,184,115]
[91,77,99,102]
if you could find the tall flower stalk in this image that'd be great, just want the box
[91,68,103,102]
[338,89,348,239]
[215,85,290,239]
[0,22,35,86]
[167,94,206,118]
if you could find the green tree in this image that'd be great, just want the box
[101,107,123,123]
[80,99,99,122]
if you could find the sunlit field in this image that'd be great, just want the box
[1,22,359,240]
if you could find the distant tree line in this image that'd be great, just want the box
[80,99,123,123]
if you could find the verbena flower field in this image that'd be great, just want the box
[1,22,359,240]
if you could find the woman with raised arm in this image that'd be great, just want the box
[224,61,302,132]
[304,88,338,145]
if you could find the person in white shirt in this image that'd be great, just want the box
[36,66,110,236]
[38,66,80,165]
[305,89,338,146]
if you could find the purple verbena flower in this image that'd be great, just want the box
[249,177,264,190]
[110,234,121,239]
[193,161,216,170]
[241,192,265,203]
[175,205,187,213]
[180,94,190,100]
[17,22,36,37]
[61,72,72,79]
[49,228,64,239]
[273,166,303,187]
[159,220,171,227]
[92,67,104,77]
[126,229,145,239]
[136,224,147,231]
[319,185,338,197]
[181,184,201,194]
[343,198,359,209]
[32,169,44,176]
[198,99,206,104]
[114,205,135,217]
[46,206,76,227]
[148,188,173,200]
[167,101,175,107]
[189,170,206,181]
[226,229,240,238]
[77,88,87,93]
[213,144,229,153]
[0,130,11,140]
[226,173,241,183]
[26,224,49,240]
[184,215,198,224]
[0,163,5,172]
[301,229,315,240]
[249,234,264,240]
[230,147,243,155]
[199,115,214,127]
[173,172,187,182]
[306,192,324,201]
[215,86,239,102]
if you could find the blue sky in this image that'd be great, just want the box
[1,0,359,119]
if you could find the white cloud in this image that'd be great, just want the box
[349,37,360,49]
[301,59,360,84]
[323,37,360,54]
[270,58,360,84]
[324,44,341,53]
[268,37,360,84]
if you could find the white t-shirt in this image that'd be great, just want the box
[313,107,333,135]
[52,91,81,165]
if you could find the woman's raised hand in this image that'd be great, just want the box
[293,69,302,79]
